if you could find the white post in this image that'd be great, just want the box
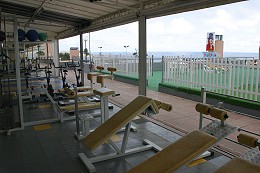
[216,57,220,93]
[250,63,254,100]
[232,60,236,96]
[189,58,193,88]
[178,57,181,86]
[236,60,240,97]
[46,43,49,68]
[224,58,228,94]
[80,33,84,85]
[212,57,216,92]
[53,39,60,77]
[255,60,259,101]
[14,16,24,129]
[138,15,147,96]
[170,57,174,83]
[126,58,128,76]
[167,57,170,82]
[195,58,199,88]
[241,60,245,98]
[74,87,79,135]
[245,60,250,99]
[89,32,92,71]
[228,59,233,95]
[205,58,209,91]
[219,58,223,94]
[209,58,212,91]
[161,56,164,83]
[200,87,206,129]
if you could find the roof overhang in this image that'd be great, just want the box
[0,0,248,40]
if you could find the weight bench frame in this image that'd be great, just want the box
[126,103,237,173]
[78,96,162,173]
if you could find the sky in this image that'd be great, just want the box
[59,0,260,54]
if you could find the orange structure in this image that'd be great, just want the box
[70,47,79,60]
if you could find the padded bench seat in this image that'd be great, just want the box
[77,86,92,91]
[214,158,260,173]
[126,130,217,173]
[59,102,100,111]
[93,88,115,97]
[83,96,158,150]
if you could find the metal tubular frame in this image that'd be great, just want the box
[0,15,25,135]
[201,87,260,154]
[78,105,162,173]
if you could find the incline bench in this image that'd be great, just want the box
[213,133,260,173]
[126,102,237,173]
[214,157,260,173]
[126,130,217,173]
[79,95,172,172]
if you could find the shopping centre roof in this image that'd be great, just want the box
[0,0,247,40]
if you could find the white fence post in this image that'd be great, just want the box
[245,59,250,99]
[250,62,254,100]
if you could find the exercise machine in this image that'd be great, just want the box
[126,102,237,173]
[213,133,260,173]
[52,62,69,88]
[74,87,115,140]
[96,67,117,88]
[44,65,54,97]
[37,63,60,99]
[78,96,172,172]
[67,61,84,87]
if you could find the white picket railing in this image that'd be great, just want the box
[92,54,153,77]
[162,56,260,102]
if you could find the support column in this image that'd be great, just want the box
[32,46,34,59]
[89,33,91,61]
[14,16,24,128]
[89,32,93,72]
[258,42,260,60]
[138,15,147,96]
[80,33,84,85]
[26,46,28,59]
[53,39,59,77]
[46,43,49,68]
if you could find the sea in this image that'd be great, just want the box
[96,51,259,62]
[97,51,258,58]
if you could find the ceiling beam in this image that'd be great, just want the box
[5,0,98,19]
[25,0,47,27]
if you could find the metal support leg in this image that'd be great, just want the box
[75,114,93,140]
[121,122,131,153]
[74,87,80,138]
[100,95,109,123]
[199,87,206,129]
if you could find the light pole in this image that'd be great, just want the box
[84,36,88,61]
[124,45,129,55]
[259,41,260,60]
[98,47,102,55]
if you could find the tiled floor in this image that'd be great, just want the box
[1,69,258,173]
[0,103,231,173]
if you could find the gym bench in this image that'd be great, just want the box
[79,95,172,173]
[126,103,237,173]
[213,133,260,173]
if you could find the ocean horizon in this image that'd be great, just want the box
[95,51,259,59]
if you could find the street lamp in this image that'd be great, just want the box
[124,45,129,55]
[259,41,260,60]
[98,47,102,55]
